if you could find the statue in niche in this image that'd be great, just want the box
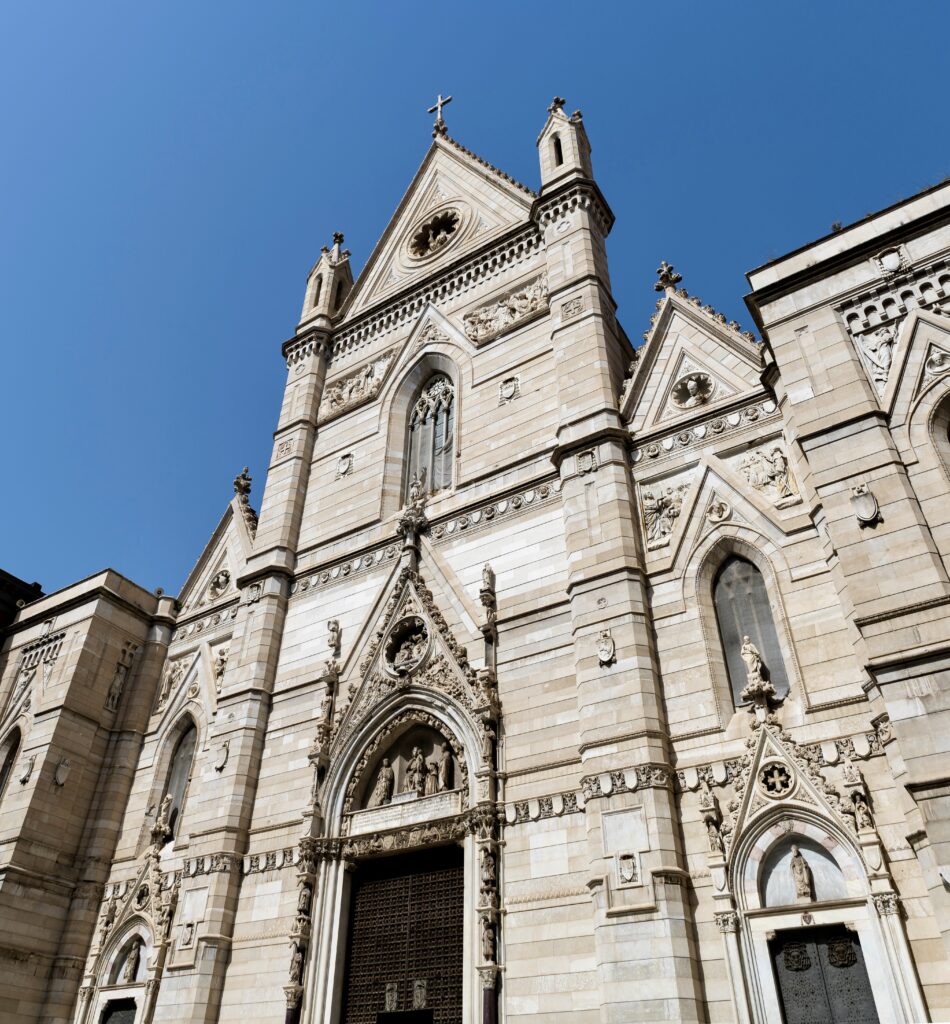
[481,918,495,962]
[706,820,724,855]
[860,326,896,391]
[853,791,874,830]
[789,845,815,902]
[480,848,496,890]
[438,742,453,791]
[288,944,304,984]
[213,648,228,693]
[122,941,141,983]
[698,778,716,814]
[481,720,496,763]
[297,882,312,916]
[367,758,395,808]
[405,747,426,796]
[841,756,861,786]
[424,761,439,796]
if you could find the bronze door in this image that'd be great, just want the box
[769,925,880,1024]
[342,846,464,1024]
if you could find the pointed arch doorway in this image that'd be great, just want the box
[341,845,464,1023]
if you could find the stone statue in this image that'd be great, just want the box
[481,563,495,593]
[480,849,496,890]
[740,636,765,684]
[642,487,685,545]
[405,748,426,795]
[481,918,495,962]
[767,448,793,498]
[698,778,716,813]
[789,845,814,902]
[438,742,452,791]
[213,648,228,693]
[327,619,341,656]
[288,944,304,984]
[481,720,496,763]
[122,940,141,982]
[367,758,395,808]
[424,761,439,796]
[841,756,861,786]
[156,794,173,834]
[408,468,427,506]
[706,820,724,855]
[106,659,128,712]
[297,883,312,916]
[853,791,873,830]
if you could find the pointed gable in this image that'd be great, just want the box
[346,135,536,317]
[177,497,252,612]
[623,290,764,433]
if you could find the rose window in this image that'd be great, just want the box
[409,210,460,259]
[759,762,793,798]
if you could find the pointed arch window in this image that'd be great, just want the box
[406,375,455,498]
[162,722,197,843]
[714,556,789,706]
[312,274,323,308]
[0,727,21,803]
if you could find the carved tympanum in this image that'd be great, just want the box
[385,617,430,676]
[671,372,714,409]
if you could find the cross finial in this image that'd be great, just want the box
[654,261,683,293]
[548,96,566,115]
[427,93,453,136]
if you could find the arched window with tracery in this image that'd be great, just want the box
[0,727,21,803]
[161,721,197,843]
[405,374,455,498]
[714,555,789,706]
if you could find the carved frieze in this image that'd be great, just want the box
[631,400,779,463]
[317,347,397,425]
[640,479,692,549]
[462,275,548,345]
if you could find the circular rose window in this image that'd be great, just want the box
[409,209,460,260]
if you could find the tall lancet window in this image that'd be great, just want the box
[0,728,21,803]
[406,375,455,498]
[162,721,197,843]
[714,556,790,706]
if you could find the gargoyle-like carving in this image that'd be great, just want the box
[233,466,258,537]
[463,276,548,345]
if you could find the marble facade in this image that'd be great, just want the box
[2,98,950,1023]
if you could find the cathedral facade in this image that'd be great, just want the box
[2,98,950,1024]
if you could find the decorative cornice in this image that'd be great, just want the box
[503,791,582,825]
[290,478,562,597]
[282,329,330,367]
[533,179,614,237]
[170,602,239,646]
[630,399,779,464]
[580,763,672,801]
[327,226,544,369]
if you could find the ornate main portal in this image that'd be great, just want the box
[342,846,464,1023]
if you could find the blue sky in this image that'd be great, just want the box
[2,2,948,596]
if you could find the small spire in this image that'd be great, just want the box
[548,96,566,115]
[427,93,453,137]
[654,261,683,293]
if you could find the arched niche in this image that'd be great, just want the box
[760,835,847,908]
[344,711,467,817]
[108,936,147,985]
[734,815,867,913]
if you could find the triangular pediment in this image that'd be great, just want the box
[331,567,489,757]
[346,136,535,317]
[622,293,764,431]
[884,309,950,425]
[178,500,250,612]
[727,724,850,855]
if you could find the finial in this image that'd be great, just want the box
[548,96,566,114]
[332,232,344,246]
[234,466,252,498]
[427,93,453,137]
[654,261,683,293]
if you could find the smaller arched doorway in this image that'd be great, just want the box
[732,816,925,1024]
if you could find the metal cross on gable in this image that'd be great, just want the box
[427,93,452,135]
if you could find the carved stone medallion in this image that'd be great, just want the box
[409,209,460,260]
[671,372,714,409]
[384,617,430,677]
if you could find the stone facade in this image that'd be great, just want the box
[2,98,950,1023]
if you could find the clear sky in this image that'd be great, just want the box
[2,2,948,596]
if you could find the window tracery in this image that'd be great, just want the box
[405,375,455,499]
